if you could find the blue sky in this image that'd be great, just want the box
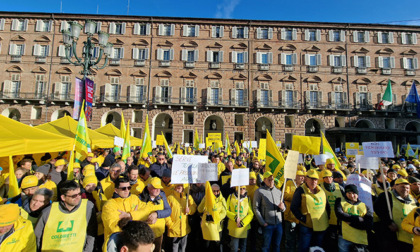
[2,0,420,25]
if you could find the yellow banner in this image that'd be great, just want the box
[156,135,164,146]
[258,139,266,160]
[291,135,321,155]
[345,142,359,157]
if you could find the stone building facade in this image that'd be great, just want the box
[0,12,419,148]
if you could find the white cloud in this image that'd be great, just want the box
[404,20,420,26]
[215,0,241,19]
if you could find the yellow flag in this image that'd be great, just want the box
[75,102,91,163]
[122,121,131,161]
[321,132,347,180]
[67,151,75,181]
[177,143,183,155]
[291,135,322,155]
[140,115,152,157]
[396,145,400,157]
[225,133,231,155]
[266,130,286,187]
[235,141,240,154]
[406,143,415,158]
[205,181,220,223]
[121,112,126,140]
[258,139,266,160]
[162,132,173,159]
[194,128,200,150]
[8,156,20,198]
[414,148,419,159]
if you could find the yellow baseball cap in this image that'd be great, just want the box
[83,175,98,187]
[325,159,334,166]
[142,153,149,159]
[249,172,257,179]
[149,177,163,189]
[73,162,81,169]
[90,158,98,164]
[395,178,409,185]
[392,164,401,170]
[21,175,39,189]
[87,153,94,158]
[296,170,306,176]
[0,204,19,227]
[322,170,333,178]
[263,171,273,179]
[55,159,67,167]
[306,169,319,179]
[398,169,408,177]
[297,164,306,172]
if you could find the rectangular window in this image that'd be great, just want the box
[261,28,269,39]
[35,74,45,98]
[237,52,245,63]
[211,88,219,104]
[161,86,169,103]
[333,55,342,67]
[309,55,317,66]
[358,32,365,43]
[16,45,25,55]
[359,92,368,105]
[61,76,71,100]
[261,90,269,106]
[310,91,318,107]
[139,24,147,35]
[138,49,147,60]
[285,54,293,65]
[407,58,415,70]
[113,48,123,59]
[214,26,221,37]
[358,57,366,67]
[237,28,245,39]
[309,30,317,41]
[333,31,340,42]
[40,45,48,57]
[285,90,294,107]
[163,50,170,61]
[334,92,343,104]
[110,84,119,101]
[163,25,171,36]
[187,26,195,37]
[17,20,25,31]
[187,51,195,62]
[135,85,145,101]
[236,89,244,106]
[261,53,268,64]
[186,87,195,104]
[382,33,389,44]
[115,23,124,34]
[285,29,293,40]
[213,51,221,63]
[383,57,391,69]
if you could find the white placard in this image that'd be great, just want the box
[284,150,300,179]
[185,143,190,147]
[171,155,210,184]
[355,155,379,170]
[277,143,282,147]
[197,163,218,183]
[362,142,394,158]
[243,141,251,150]
[314,154,330,166]
[199,143,205,149]
[231,169,250,187]
[346,174,373,211]
[114,136,124,147]
[251,141,258,148]
[298,154,304,164]
[152,141,157,148]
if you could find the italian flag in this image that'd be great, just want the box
[381,80,393,106]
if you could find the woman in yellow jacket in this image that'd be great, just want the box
[402,207,420,252]
[198,183,227,252]
[226,185,254,252]
[165,184,197,252]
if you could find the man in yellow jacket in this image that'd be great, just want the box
[402,207,420,252]
[226,185,254,252]
[165,183,197,252]
[0,204,36,252]
[198,183,227,252]
[99,163,122,200]
[131,166,152,195]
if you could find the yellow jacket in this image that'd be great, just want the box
[140,199,165,237]
[39,179,57,202]
[402,207,420,251]
[198,195,227,241]
[100,176,115,200]
[246,184,259,204]
[284,180,300,223]
[138,159,151,168]
[217,162,225,178]
[165,191,197,237]
[226,193,254,238]
[0,216,36,252]
[130,177,152,196]
[162,182,175,197]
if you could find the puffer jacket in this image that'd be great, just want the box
[253,184,285,226]
[165,191,196,237]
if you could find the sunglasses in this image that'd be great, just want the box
[119,186,132,191]
[65,192,82,199]
[212,190,220,193]
[158,158,165,161]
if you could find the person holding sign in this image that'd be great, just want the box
[374,178,418,252]
[226,185,254,252]
[291,169,329,252]
[334,184,373,252]
[253,171,286,252]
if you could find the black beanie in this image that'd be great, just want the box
[345,184,359,195]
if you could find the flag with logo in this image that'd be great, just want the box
[266,130,286,187]
[321,132,346,180]
[414,148,419,159]
[122,121,131,162]
[75,102,91,163]
[405,81,420,118]
[140,115,153,157]
[8,156,20,198]
[67,151,75,180]
[162,132,173,159]
[381,79,393,106]
[204,181,220,223]
[194,128,200,150]
[225,133,232,155]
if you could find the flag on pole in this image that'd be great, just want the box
[396,145,400,157]
[381,79,393,106]
[225,133,232,155]
[406,143,415,158]
[8,156,20,198]
[235,141,240,154]
[122,121,131,161]
[321,132,346,180]
[75,102,91,163]
[194,128,200,150]
[121,113,126,140]
[414,148,419,159]
[140,115,153,157]
[204,181,220,223]
[67,151,75,180]
[266,130,286,187]
[162,132,173,159]
[405,81,420,118]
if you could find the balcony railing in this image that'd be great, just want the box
[109,59,121,66]
[35,57,47,63]
[381,68,392,75]
[305,102,351,110]
[159,61,171,67]
[307,66,319,73]
[228,100,249,107]
[356,67,367,74]
[258,64,270,71]
[405,103,418,113]
[184,61,195,68]
[332,66,343,74]
[283,65,294,72]
[126,96,147,103]
[405,70,416,76]
[234,63,245,70]
[254,100,277,108]
[209,62,221,69]
[278,101,302,109]
[50,93,73,101]
[355,103,374,110]
[0,92,48,100]
[10,55,22,62]
[60,57,71,64]
[134,60,146,67]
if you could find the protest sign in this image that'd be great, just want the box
[283,150,299,179]
[197,163,218,183]
[114,136,124,147]
[346,174,373,211]
[243,141,251,150]
[185,143,190,147]
[152,141,157,148]
[171,155,210,184]
[276,141,282,147]
[346,142,359,157]
[356,155,379,169]
[362,142,394,158]
[251,141,258,148]
[231,168,250,187]
[199,143,205,149]
[314,154,331,166]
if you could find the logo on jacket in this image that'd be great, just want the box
[57,220,74,233]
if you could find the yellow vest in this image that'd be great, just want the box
[226,194,254,238]
[42,200,88,252]
[20,208,39,227]
[392,193,417,244]
[302,184,329,231]
[341,201,368,245]
[0,216,36,252]
[320,182,343,225]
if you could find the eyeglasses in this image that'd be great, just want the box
[158,158,165,161]
[118,186,132,191]
[65,192,82,199]
[110,169,121,173]
[240,188,247,190]
[212,190,220,193]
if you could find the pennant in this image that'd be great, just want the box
[235,141,240,154]
[122,121,131,161]
[396,145,400,157]
[406,143,415,158]
[162,132,173,159]
[266,130,286,187]
[321,132,346,180]
[121,112,126,140]
[75,102,91,163]
[8,156,20,198]
[225,133,232,156]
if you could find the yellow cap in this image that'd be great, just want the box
[87,153,94,158]
[83,164,95,176]
[362,170,374,176]
[296,170,306,176]
[249,172,257,179]
[21,175,38,189]
[0,204,19,227]
[414,160,420,166]
[322,170,333,178]
[297,164,306,172]
[392,164,401,170]
[240,185,247,189]
[83,175,98,187]
[306,169,319,179]
[325,159,334,166]
[398,169,408,177]
[149,177,163,189]
[395,178,409,185]
[73,162,81,169]
[90,158,98,164]
[55,159,67,167]
[142,153,149,159]
[260,161,266,166]
[263,171,273,179]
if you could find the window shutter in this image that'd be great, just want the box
[280,90,286,106]
[329,92,335,106]
[121,23,126,34]
[268,52,273,64]
[212,26,216,38]
[180,87,186,104]
[195,25,200,37]
[343,92,348,104]
[377,56,383,68]
[305,91,310,105]
[367,92,372,105]
[268,28,273,39]
[33,44,41,56]
[316,54,322,66]
[354,92,360,107]
[292,28,297,40]
[144,48,149,60]
[96,22,102,32]
[316,29,321,41]
[304,54,310,65]
[318,91,323,103]
[353,31,358,42]
[352,56,357,67]
[154,86,161,103]
[109,48,115,59]
[0,19,5,30]
[21,45,25,55]
[390,57,395,68]
[393,94,397,105]
[36,20,42,32]
[230,88,236,105]
[365,56,370,67]
[194,49,199,61]
[412,33,417,44]
[389,32,394,43]
[377,32,382,43]
[158,24,164,36]
[146,24,151,35]
[292,53,297,65]
[120,47,125,59]
[220,26,224,37]
[157,48,163,60]
[280,53,286,64]
[182,25,188,37]
[232,27,237,38]
[401,32,407,44]
[132,48,139,60]
[328,55,333,66]
[181,49,187,61]
[218,88,223,105]
[128,85,135,102]
[45,45,50,56]
[109,22,116,34]
[170,24,175,36]
[11,19,18,31]
[168,87,173,100]
[340,55,346,66]
[402,58,407,69]
[256,52,262,64]
[414,58,418,69]
[244,27,249,38]
[256,89,262,106]
[58,45,66,57]
[256,27,261,39]
[304,30,309,41]
[269,90,273,103]
[244,52,248,63]
[340,30,345,42]
[231,51,237,63]
[220,51,224,62]
[280,28,286,40]
[9,44,16,55]
[328,30,333,42]
[133,23,140,35]
[170,49,174,60]
[365,31,370,42]
[207,50,212,62]
[23,19,28,31]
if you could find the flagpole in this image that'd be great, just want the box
[237,186,241,225]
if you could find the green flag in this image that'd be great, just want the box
[381,79,393,106]
[121,120,131,161]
